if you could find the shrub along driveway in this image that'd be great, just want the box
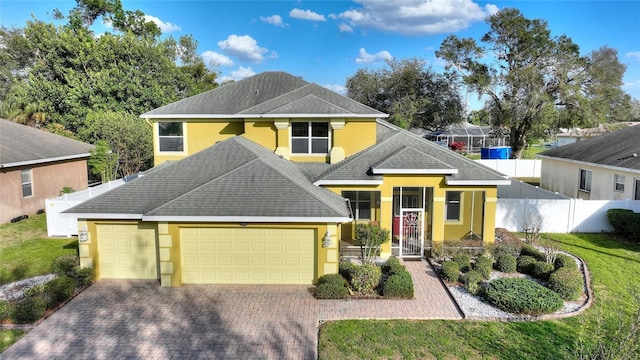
[0,260,460,360]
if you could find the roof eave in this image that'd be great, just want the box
[141,113,388,119]
[1,153,92,169]
[61,213,143,219]
[445,179,511,186]
[141,215,352,223]
[371,168,458,175]
[313,180,384,186]
[538,154,640,174]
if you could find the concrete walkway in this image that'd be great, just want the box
[0,260,461,360]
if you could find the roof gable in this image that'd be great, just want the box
[0,119,94,168]
[371,146,457,174]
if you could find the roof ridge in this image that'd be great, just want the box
[239,83,314,113]
[371,145,453,170]
[265,93,352,114]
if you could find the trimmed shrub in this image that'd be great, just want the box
[339,261,358,282]
[23,283,46,298]
[520,244,545,261]
[0,300,9,321]
[482,277,564,315]
[10,297,47,324]
[382,271,414,298]
[607,208,640,241]
[493,244,521,258]
[494,254,517,273]
[554,254,577,271]
[51,255,80,278]
[43,276,76,308]
[548,267,584,300]
[452,254,471,272]
[74,267,95,287]
[350,263,382,294]
[517,255,538,274]
[381,257,405,275]
[531,261,555,281]
[440,260,460,282]
[316,283,349,299]
[318,273,347,287]
[474,255,493,280]
[461,270,484,295]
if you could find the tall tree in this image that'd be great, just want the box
[437,8,632,158]
[346,58,463,130]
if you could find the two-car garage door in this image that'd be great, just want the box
[181,228,315,284]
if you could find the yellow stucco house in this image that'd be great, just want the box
[66,72,509,287]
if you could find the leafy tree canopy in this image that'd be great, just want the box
[346,58,464,130]
[437,8,632,158]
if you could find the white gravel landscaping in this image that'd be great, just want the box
[0,274,55,302]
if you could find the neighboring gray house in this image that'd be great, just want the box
[539,125,640,200]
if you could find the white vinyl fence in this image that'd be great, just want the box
[475,159,541,178]
[496,198,640,233]
[45,174,141,237]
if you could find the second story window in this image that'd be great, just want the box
[291,122,329,154]
[158,122,184,152]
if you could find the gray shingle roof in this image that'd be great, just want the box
[0,119,94,168]
[312,120,509,185]
[141,72,386,118]
[65,136,351,220]
[539,125,640,170]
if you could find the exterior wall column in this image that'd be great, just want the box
[274,119,290,160]
[330,118,346,164]
[431,195,445,244]
[483,195,497,245]
[379,195,393,258]
[77,220,94,270]
[157,222,174,287]
[318,224,339,278]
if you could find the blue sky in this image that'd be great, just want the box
[2,0,639,111]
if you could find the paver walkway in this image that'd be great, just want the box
[0,260,461,360]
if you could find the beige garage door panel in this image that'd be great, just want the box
[97,224,158,279]
[181,228,315,284]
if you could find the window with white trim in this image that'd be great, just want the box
[579,169,592,192]
[445,191,461,221]
[291,122,329,154]
[21,169,32,197]
[343,191,371,220]
[635,179,640,200]
[614,174,625,192]
[158,122,184,152]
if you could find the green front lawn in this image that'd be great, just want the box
[0,214,78,284]
[0,330,24,353]
[318,233,640,359]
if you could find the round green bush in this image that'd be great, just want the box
[440,260,460,282]
[492,243,521,258]
[316,283,349,299]
[548,267,584,300]
[381,257,405,275]
[516,255,537,274]
[350,263,382,294]
[318,273,347,286]
[73,267,95,287]
[554,254,577,271]
[10,297,47,324]
[0,300,9,322]
[474,255,493,280]
[482,277,564,315]
[51,255,80,277]
[382,271,414,298]
[520,244,545,261]
[531,261,555,280]
[339,261,358,282]
[462,270,484,295]
[23,283,46,298]
[44,276,77,308]
[494,254,517,273]
[452,254,471,272]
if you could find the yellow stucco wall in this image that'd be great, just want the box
[338,120,377,156]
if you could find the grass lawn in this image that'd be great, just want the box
[0,330,24,353]
[318,233,640,360]
[0,214,78,284]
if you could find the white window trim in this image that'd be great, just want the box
[579,169,592,192]
[21,169,33,198]
[290,121,331,155]
[444,191,463,223]
[614,174,625,193]
[344,191,372,220]
[156,121,186,154]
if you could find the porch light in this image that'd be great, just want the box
[322,230,333,248]
[78,227,88,242]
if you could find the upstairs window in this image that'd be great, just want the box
[614,174,625,192]
[445,191,461,221]
[158,122,184,152]
[579,169,592,192]
[291,122,329,154]
[21,169,32,197]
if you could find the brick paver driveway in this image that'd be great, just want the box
[1,260,461,360]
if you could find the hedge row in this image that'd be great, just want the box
[607,208,640,241]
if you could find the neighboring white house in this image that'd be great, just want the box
[539,125,640,200]
[555,122,639,147]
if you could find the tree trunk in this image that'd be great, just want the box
[510,128,527,159]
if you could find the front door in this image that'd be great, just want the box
[399,209,424,257]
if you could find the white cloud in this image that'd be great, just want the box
[323,84,347,94]
[626,51,640,62]
[201,51,234,67]
[218,34,269,63]
[355,48,393,63]
[260,14,288,27]
[219,66,256,82]
[290,8,326,21]
[143,15,181,33]
[338,23,353,33]
[336,0,493,35]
